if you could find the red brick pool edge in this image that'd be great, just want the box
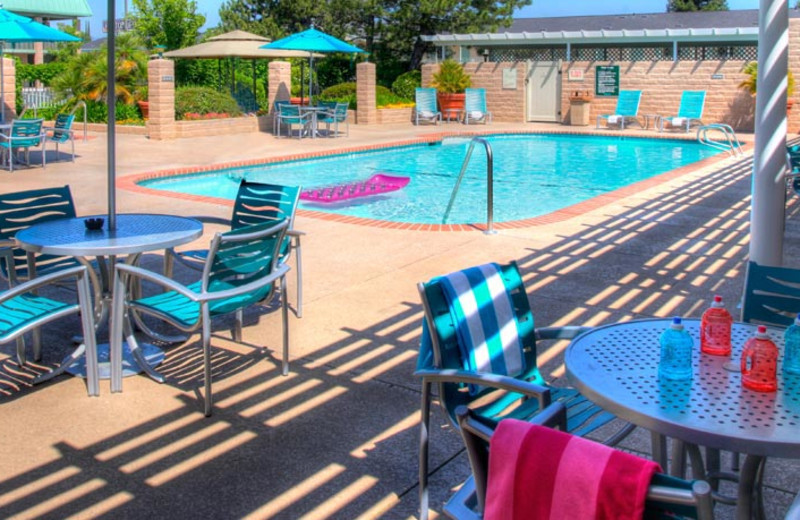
[118,130,740,232]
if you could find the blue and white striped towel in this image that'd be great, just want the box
[439,263,525,392]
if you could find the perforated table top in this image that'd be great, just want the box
[15,214,203,257]
[566,318,800,458]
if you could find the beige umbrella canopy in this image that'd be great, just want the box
[163,30,321,59]
[163,30,323,106]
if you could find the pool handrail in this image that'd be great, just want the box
[442,137,495,234]
[696,124,743,157]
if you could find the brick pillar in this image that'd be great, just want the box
[2,57,15,122]
[147,59,176,140]
[268,61,291,133]
[356,62,377,125]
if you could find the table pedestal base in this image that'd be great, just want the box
[66,342,165,379]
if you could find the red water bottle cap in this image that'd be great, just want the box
[756,325,768,338]
[712,295,724,307]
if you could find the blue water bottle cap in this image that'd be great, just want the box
[670,316,683,329]
[795,313,800,325]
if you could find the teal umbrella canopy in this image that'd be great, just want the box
[0,8,80,121]
[0,8,81,42]
[261,27,365,54]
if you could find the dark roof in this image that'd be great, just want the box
[507,9,797,33]
[82,37,106,52]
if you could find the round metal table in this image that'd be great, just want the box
[566,318,800,519]
[15,214,203,379]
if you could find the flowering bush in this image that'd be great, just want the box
[182,112,231,120]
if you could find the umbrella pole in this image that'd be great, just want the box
[0,44,5,123]
[107,0,117,231]
[252,60,256,110]
[309,55,314,105]
[300,61,304,105]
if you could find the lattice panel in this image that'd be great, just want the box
[490,47,567,62]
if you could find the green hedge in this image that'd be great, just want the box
[175,86,242,119]
[391,70,421,100]
[318,83,412,110]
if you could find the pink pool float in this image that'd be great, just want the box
[300,173,410,203]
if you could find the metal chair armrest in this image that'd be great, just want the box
[115,262,204,301]
[415,367,551,408]
[0,264,87,303]
[195,263,290,303]
[287,229,305,238]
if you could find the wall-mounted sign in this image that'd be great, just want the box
[711,74,724,80]
[162,75,174,82]
[568,69,584,82]
[502,68,517,89]
[595,65,619,96]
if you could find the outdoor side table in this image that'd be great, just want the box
[15,213,203,380]
[442,108,462,123]
[565,318,800,520]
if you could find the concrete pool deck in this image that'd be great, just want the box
[1,121,799,519]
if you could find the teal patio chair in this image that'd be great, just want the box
[0,259,99,396]
[415,261,634,519]
[596,90,642,130]
[165,181,304,317]
[275,103,311,139]
[319,101,349,137]
[415,88,441,125]
[447,404,714,520]
[660,90,706,132]
[272,99,292,134]
[0,118,46,171]
[45,113,76,162]
[111,220,291,416]
[741,261,800,327]
[463,88,492,125]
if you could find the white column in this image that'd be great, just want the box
[750,0,789,267]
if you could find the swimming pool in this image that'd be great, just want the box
[140,134,721,225]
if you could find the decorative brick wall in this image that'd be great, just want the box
[268,61,291,133]
[175,116,259,138]
[357,62,377,124]
[2,57,15,121]
[147,59,176,140]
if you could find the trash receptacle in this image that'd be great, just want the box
[569,91,592,126]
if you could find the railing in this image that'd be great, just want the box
[21,87,58,109]
[442,137,495,234]
[696,124,744,157]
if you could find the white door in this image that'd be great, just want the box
[526,61,561,122]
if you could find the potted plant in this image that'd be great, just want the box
[739,61,796,113]
[136,85,149,119]
[431,59,472,111]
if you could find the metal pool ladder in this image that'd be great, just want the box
[697,124,743,156]
[442,137,496,234]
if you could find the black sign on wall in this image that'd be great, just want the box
[595,65,620,96]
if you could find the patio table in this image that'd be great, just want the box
[15,213,203,380]
[565,318,800,520]
[300,105,328,138]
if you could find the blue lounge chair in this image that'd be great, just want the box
[596,90,642,130]
[463,88,492,125]
[415,261,633,519]
[659,90,706,132]
[414,88,441,125]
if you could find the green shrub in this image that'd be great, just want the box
[79,100,145,124]
[391,70,421,100]
[319,83,410,110]
[16,62,67,87]
[175,86,242,119]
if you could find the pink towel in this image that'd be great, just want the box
[485,419,660,520]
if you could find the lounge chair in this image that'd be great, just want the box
[414,88,441,125]
[463,88,492,125]
[415,261,634,519]
[596,90,642,130]
[0,118,46,171]
[45,113,76,162]
[659,90,706,132]
[447,404,714,520]
[111,219,291,416]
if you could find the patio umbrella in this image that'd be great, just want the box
[261,25,366,102]
[163,31,322,105]
[0,8,80,121]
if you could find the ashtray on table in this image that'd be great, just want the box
[84,218,104,231]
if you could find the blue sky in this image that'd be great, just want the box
[84,0,761,40]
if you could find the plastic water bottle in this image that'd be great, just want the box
[741,326,779,392]
[659,317,694,381]
[700,295,733,356]
[783,314,800,376]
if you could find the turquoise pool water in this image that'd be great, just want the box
[140,134,720,225]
